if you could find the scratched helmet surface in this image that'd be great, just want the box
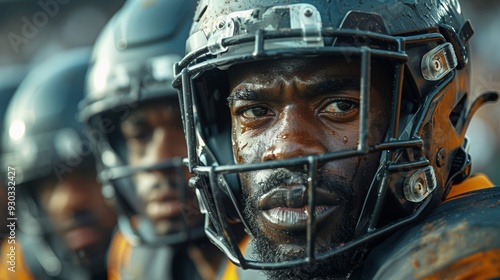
[173,0,498,269]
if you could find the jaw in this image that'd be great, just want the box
[248,212,360,280]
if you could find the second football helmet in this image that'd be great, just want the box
[79,0,199,245]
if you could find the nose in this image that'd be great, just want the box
[150,128,186,177]
[262,108,327,161]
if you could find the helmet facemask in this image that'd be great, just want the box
[174,1,498,273]
[84,98,205,246]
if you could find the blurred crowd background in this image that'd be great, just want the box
[0,0,499,181]
[0,0,125,65]
[460,0,500,184]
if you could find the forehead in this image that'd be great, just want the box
[227,56,391,91]
[229,57,359,82]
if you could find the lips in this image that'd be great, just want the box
[146,200,182,221]
[259,186,339,230]
[64,226,103,251]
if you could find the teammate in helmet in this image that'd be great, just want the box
[79,0,229,279]
[173,0,500,279]
[0,65,27,244]
[0,48,117,280]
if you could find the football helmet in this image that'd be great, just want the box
[2,48,108,279]
[79,0,199,245]
[173,0,499,269]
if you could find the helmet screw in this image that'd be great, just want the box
[117,39,128,50]
[432,57,442,72]
[414,179,425,195]
[436,148,446,167]
[304,9,313,17]
[216,19,226,30]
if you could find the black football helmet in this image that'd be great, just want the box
[173,0,499,270]
[0,64,27,160]
[79,0,199,245]
[2,48,108,279]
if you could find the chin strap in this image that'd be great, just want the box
[442,137,471,200]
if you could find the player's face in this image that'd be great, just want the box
[120,102,202,235]
[38,169,116,264]
[227,56,392,276]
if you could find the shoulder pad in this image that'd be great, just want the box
[363,187,500,279]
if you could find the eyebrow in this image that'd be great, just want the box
[314,79,360,93]
[227,78,360,105]
[122,113,148,128]
[227,89,264,105]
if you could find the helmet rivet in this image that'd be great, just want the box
[304,9,313,17]
[436,148,446,167]
[432,58,442,72]
[117,39,128,50]
[217,19,226,30]
[414,179,425,194]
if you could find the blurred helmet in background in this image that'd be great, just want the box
[79,0,200,246]
[2,48,116,279]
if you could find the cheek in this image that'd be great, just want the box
[322,153,380,199]
[128,147,144,166]
[369,112,390,141]
[133,173,157,198]
[38,188,55,214]
[239,172,257,208]
[170,131,188,156]
[232,122,266,164]
[350,153,381,199]
[368,91,391,141]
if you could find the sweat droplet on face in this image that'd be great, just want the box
[343,136,348,143]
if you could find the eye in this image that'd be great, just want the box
[322,99,358,114]
[132,131,152,143]
[123,128,153,145]
[241,106,270,118]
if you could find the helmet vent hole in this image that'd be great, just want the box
[449,93,467,130]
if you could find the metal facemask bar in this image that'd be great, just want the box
[175,4,453,270]
[89,116,205,246]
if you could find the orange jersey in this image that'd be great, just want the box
[444,173,496,200]
[219,235,249,280]
[107,231,133,280]
[107,231,213,280]
[0,240,35,280]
